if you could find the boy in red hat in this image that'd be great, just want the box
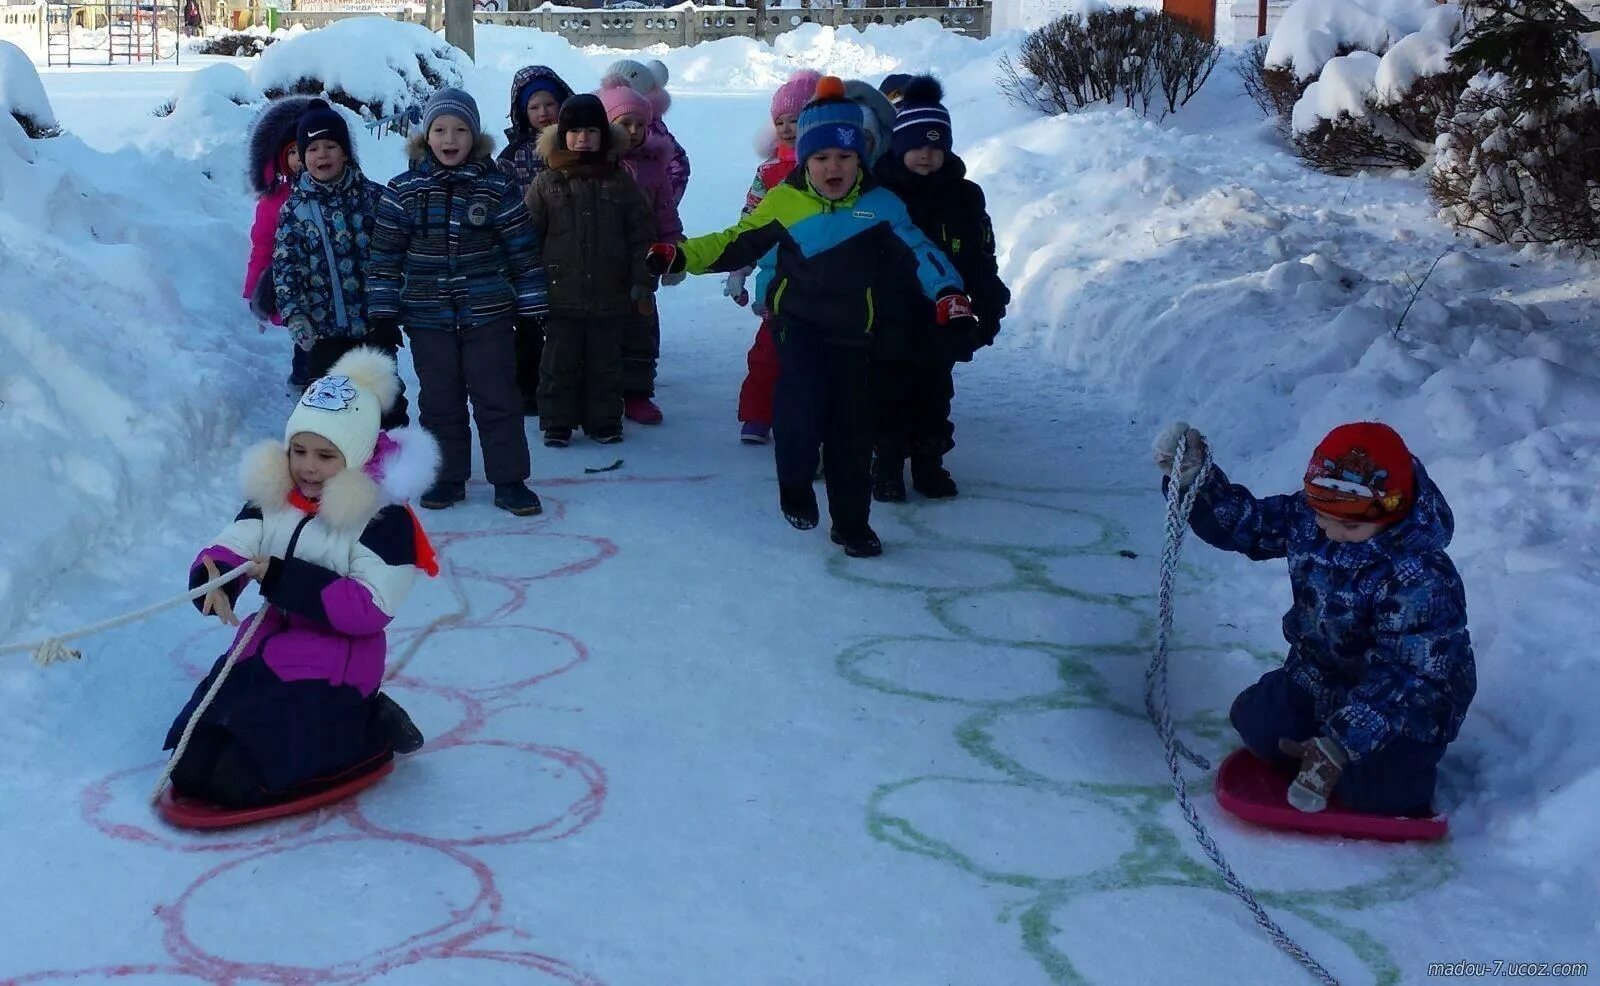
[1154,421,1476,816]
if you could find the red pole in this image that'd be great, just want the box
[1257,0,1266,37]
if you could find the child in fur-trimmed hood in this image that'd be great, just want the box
[166,348,438,808]
[244,94,315,386]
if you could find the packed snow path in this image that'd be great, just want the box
[4,34,1598,985]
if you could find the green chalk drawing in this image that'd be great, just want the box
[829,491,1458,985]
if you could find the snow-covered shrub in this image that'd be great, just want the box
[996,6,1220,120]
[152,63,261,118]
[1428,1,1600,250]
[1236,38,1305,120]
[195,32,277,57]
[1259,0,1465,173]
[0,40,61,139]
[250,17,466,120]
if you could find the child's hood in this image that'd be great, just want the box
[248,94,318,195]
[506,65,575,141]
[405,130,498,168]
[240,424,441,533]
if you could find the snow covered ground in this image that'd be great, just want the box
[2,16,1599,986]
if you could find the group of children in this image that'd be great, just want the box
[186,65,1473,823]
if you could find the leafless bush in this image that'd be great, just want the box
[12,112,62,138]
[195,32,275,57]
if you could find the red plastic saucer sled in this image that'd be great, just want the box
[1214,748,1448,842]
[158,761,394,830]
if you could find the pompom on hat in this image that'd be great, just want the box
[1303,422,1416,525]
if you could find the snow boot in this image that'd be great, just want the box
[830,525,883,558]
[624,396,663,425]
[493,482,544,517]
[779,482,819,530]
[372,692,425,755]
[591,425,624,445]
[740,422,771,445]
[872,450,907,503]
[911,453,959,499]
[420,480,467,510]
[543,427,572,448]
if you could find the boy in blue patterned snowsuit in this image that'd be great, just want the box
[272,100,406,428]
[1156,421,1476,816]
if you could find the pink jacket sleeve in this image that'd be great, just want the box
[650,168,683,242]
[243,190,285,300]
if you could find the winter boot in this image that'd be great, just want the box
[779,482,819,531]
[543,427,573,448]
[624,396,663,425]
[493,482,544,517]
[591,425,624,445]
[830,525,884,558]
[911,452,959,499]
[740,422,771,445]
[872,450,907,503]
[372,692,424,755]
[420,480,467,510]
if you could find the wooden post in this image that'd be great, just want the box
[444,0,473,59]
[1257,0,1266,38]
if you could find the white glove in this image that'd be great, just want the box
[661,271,687,288]
[723,269,750,307]
[1152,421,1209,486]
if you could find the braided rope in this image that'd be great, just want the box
[1,562,255,666]
[1147,434,1340,986]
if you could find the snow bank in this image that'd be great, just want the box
[0,38,55,131]
[250,16,467,116]
[1265,0,1458,79]
[1290,49,1379,133]
[1372,28,1453,103]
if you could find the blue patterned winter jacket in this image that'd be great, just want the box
[272,166,385,340]
[1187,458,1476,761]
[368,133,547,333]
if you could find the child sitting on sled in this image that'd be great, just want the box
[1154,421,1476,816]
[165,348,438,808]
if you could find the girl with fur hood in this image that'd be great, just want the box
[523,95,656,447]
[598,75,682,426]
[369,89,547,517]
[496,65,574,416]
[727,69,820,445]
[603,59,690,205]
[166,348,437,809]
[244,94,314,387]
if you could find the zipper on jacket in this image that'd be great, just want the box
[864,287,874,334]
[307,200,350,331]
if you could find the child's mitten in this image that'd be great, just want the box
[644,242,685,277]
[286,316,316,352]
[723,269,750,307]
[1152,422,1209,487]
[1279,737,1348,813]
[935,292,979,337]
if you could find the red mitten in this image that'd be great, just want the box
[645,243,685,277]
[935,292,979,336]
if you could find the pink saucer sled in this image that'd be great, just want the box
[158,760,394,830]
[1214,748,1448,842]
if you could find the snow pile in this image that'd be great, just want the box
[1265,0,1457,80]
[0,39,56,134]
[250,16,467,116]
[158,63,262,119]
[1290,49,1379,133]
[0,84,273,646]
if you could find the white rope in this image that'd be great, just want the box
[381,558,468,684]
[1146,434,1341,986]
[0,562,255,666]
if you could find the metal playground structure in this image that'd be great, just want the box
[44,0,183,66]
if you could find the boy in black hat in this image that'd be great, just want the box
[871,75,1010,501]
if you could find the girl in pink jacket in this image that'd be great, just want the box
[599,75,681,425]
[245,95,314,387]
[165,348,439,808]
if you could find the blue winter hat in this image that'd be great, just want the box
[517,76,567,113]
[890,75,953,158]
[423,87,482,139]
[796,76,867,163]
[296,99,354,163]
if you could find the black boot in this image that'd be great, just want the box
[420,480,467,510]
[493,482,544,517]
[830,525,884,558]
[872,450,907,503]
[372,692,425,755]
[779,482,819,530]
[911,451,959,499]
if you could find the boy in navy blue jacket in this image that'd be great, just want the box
[1157,421,1476,815]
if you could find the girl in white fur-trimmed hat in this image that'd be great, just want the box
[164,348,441,808]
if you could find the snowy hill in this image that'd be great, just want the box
[2,16,1598,986]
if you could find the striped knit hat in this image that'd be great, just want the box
[796,76,867,162]
[423,88,482,140]
[890,75,953,157]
